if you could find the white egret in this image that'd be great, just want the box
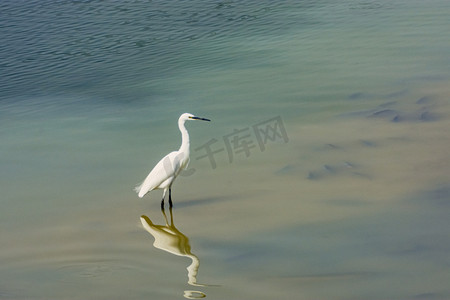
[135,113,211,208]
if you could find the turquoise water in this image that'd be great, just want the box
[1,1,450,299]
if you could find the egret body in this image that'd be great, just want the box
[135,113,210,207]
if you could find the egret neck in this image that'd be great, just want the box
[178,116,190,155]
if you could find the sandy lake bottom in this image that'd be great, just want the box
[1,81,449,300]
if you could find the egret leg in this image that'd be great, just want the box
[161,189,168,209]
[168,188,173,208]
[168,206,173,226]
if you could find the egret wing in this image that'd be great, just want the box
[135,151,178,198]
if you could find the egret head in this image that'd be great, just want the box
[180,113,211,122]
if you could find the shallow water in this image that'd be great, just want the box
[1,1,450,299]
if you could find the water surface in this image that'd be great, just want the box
[1,1,450,299]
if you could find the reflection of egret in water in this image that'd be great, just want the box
[140,208,209,299]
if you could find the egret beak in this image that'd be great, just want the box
[191,116,211,121]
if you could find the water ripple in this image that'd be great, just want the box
[0,0,299,99]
